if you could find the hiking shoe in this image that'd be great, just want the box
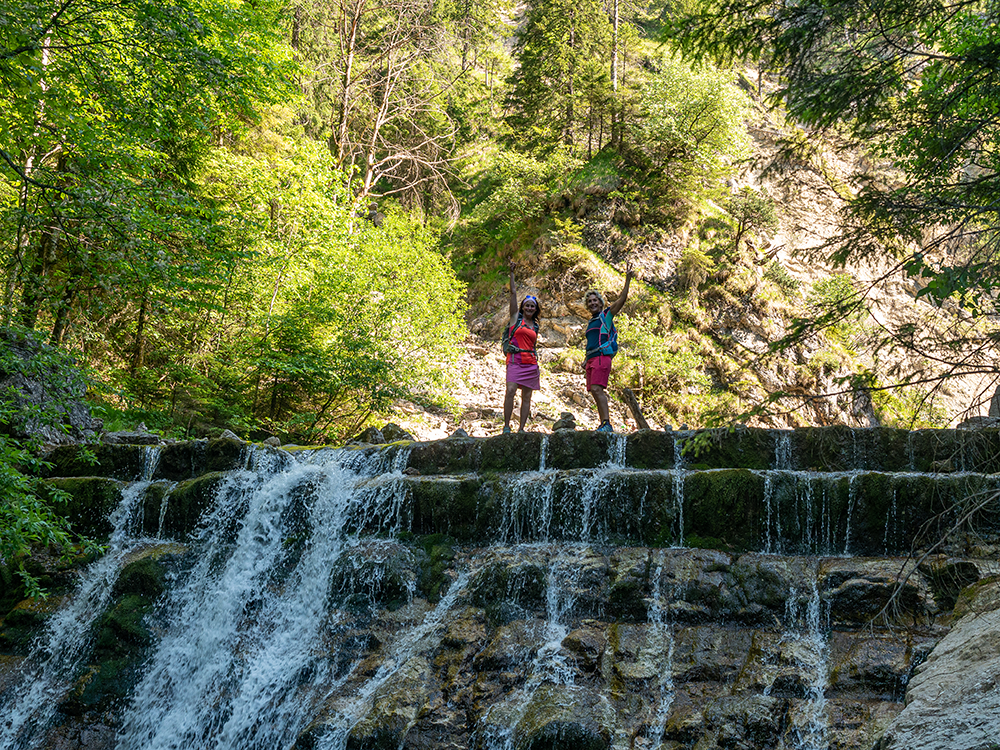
[596,421,613,433]
[502,426,512,434]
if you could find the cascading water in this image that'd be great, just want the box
[0,446,162,750]
[765,571,831,750]
[476,546,584,750]
[4,425,980,750]
[645,550,675,747]
[672,433,686,547]
[313,569,470,750]
[114,446,412,750]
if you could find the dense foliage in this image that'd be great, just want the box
[665,0,1000,393]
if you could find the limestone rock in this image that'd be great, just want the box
[382,422,415,442]
[552,412,577,430]
[876,595,1000,750]
[354,427,385,444]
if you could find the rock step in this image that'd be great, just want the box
[40,427,1000,481]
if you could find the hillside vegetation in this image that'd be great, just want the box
[2,0,998,444]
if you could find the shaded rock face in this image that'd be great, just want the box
[0,330,103,444]
[3,427,999,750]
[876,580,1000,750]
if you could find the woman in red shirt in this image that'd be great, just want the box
[503,261,541,433]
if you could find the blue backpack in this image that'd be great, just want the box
[586,310,618,358]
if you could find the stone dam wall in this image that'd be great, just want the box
[0,427,997,750]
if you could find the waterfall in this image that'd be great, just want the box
[775,431,792,470]
[645,551,675,747]
[0,446,161,750]
[672,434,686,547]
[313,569,470,750]
[476,546,585,750]
[114,448,410,750]
[766,571,830,750]
[843,474,857,556]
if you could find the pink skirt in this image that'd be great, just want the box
[506,361,540,390]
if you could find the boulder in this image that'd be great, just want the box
[876,582,1000,750]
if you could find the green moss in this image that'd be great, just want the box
[41,444,147,480]
[480,433,544,472]
[794,426,853,471]
[40,477,124,540]
[413,534,457,603]
[625,431,676,470]
[409,476,489,541]
[0,597,64,653]
[545,431,611,470]
[685,469,765,551]
[682,428,774,470]
[156,472,227,539]
[921,560,982,613]
[407,439,481,475]
[469,560,546,626]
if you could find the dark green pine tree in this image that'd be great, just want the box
[505,0,612,153]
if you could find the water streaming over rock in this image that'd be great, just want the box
[0,446,161,750]
[114,446,412,750]
[645,550,675,748]
[765,571,830,750]
[4,427,997,750]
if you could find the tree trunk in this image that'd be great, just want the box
[331,0,365,168]
[130,292,148,377]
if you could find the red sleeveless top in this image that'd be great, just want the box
[506,318,538,366]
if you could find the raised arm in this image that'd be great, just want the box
[508,260,519,322]
[607,261,634,316]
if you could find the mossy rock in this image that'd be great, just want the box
[147,472,227,539]
[479,433,545,472]
[113,543,187,601]
[920,559,982,613]
[63,592,158,713]
[684,469,765,552]
[516,684,614,750]
[41,444,150,480]
[469,560,546,625]
[624,430,676,470]
[41,477,124,540]
[407,439,481,476]
[408,476,490,541]
[794,426,854,471]
[153,438,246,482]
[204,437,248,473]
[606,579,647,622]
[682,428,774,471]
[953,575,1000,618]
[412,535,457,602]
[154,441,208,481]
[545,431,610,470]
[604,471,677,545]
[345,656,430,749]
[0,596,66,654]
[328,542,418,612]
[759,472,851,555]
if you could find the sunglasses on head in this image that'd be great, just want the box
[524,295,537,302]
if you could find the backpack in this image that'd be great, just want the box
[502,313,537,355]
[586,310,618,358]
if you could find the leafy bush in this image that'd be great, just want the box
[624,56,752,218]
[677,246,716,295]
